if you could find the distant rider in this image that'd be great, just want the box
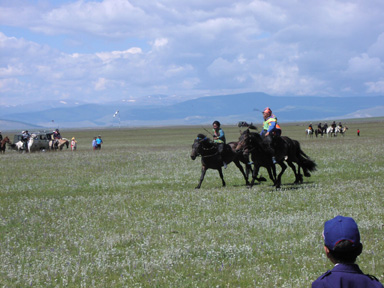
[331,121,336,133]
[212,120,227,168]
[21,130,30,152]
[261,107,281,164]
[51,129,62,149]
[338,122,343,131]
[323,122,328,134]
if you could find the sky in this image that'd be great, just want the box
[1,0,384,106]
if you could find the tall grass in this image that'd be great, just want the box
[0,122,383,287]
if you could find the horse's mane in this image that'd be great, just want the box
[196,133,208,140]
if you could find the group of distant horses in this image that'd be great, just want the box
[0,134,69,154]
[305,125,348,138]
[191,129,317,189]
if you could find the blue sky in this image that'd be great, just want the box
[1,0,384,106]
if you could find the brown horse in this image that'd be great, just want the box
[190,134,256,189]
[0,136,11,154]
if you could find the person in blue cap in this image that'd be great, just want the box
[312,215,383,288]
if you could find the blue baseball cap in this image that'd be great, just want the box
[323,215,361,250]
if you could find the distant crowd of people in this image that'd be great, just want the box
[12,128,104,152]
[92,135,103,150]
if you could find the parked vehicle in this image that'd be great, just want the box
[13,132,50,152]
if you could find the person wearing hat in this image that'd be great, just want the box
[312,215,383,287]
[331,121,337,134]
[260,107,281,164]
[21,130,30,152]
[70,137,77,151]
[51,129,62,149]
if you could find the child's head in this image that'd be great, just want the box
[323,216,363,263]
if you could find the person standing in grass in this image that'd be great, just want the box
[92,137,97,151]
[96,135,103,150]
[70,137,77,151]
[357,129,360,136]
[312,215,384,288]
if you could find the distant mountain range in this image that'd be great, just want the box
[1,92,384,130]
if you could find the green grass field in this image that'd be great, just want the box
[1,121,383,287]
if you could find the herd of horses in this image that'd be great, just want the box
[191,130,317,189]
[0,134,69,154]
[305,125,348,138]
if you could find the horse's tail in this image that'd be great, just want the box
[294,140,317,177]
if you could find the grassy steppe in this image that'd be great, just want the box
[0,122,383,287]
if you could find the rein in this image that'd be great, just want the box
[238,134,259,153]
[195,138,219,158]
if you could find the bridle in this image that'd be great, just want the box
[194,137,219,158]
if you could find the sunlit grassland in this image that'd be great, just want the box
[0,121,383,287]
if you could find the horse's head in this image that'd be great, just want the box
[235,129,250,152]
[191,134,207,160]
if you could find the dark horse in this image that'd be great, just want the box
[190,134,253,189]
[0,136,11,154]
[236,129,317,188]
[315,126,323,138]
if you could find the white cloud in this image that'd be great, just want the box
[96,48,142,63]
[1,0,384,105]
[152,38,168,49]
[366,80,384,94]
[94,77,107,91]
[0,78,22,92]
[0,65,24,77]
[345,54,384,78]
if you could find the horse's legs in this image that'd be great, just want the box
[195,166,207,189]
[233,160,250,186]
[245,163,252,181]
[275,162,286,188]
[218,168,226,187]
[287,161,302,184]
[264,165,277,187]
[249,164,261,187]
